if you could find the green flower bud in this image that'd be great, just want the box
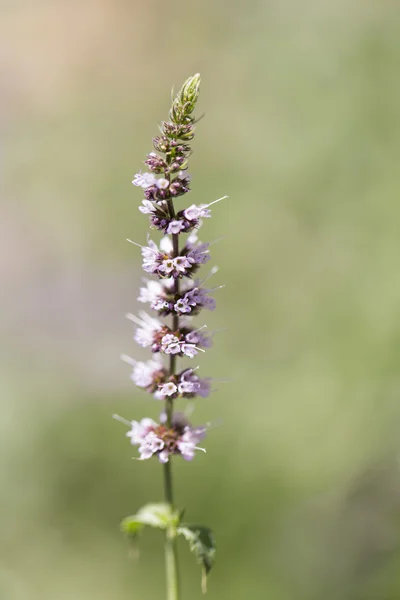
[180,73,201,109]
[170,73,201,124]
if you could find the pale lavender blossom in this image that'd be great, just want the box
[139,239,207,279]
[177,426,207,461]
[161,333,181,354]
[127,312,162,348]
[158,257,176,275]
[121,355,164,388]
[126,416,206,463]
[156,178,169,190]
[133,171,170,191]
[159,235,173,253]
[187,242,210,266]
[138,279,164,304]
[137,234,211,279]
[141,239,163,274]
[138,200,157,215]
[183,196,227,221]
[161,334,200,358]
[158,382,178,397]
[177,369,211,398]
[132,172,158,189]
[180,344,199,358]
[160,328,208,358]
[172,256,192,273]
[174,287,216,314]
[126,417,158,445]
[185,326,212,349]
[183,204,211,221]
[167,220,185,234]
[138,278,175,314]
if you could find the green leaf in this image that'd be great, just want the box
[121,503,178,537]
[178,524,216,593]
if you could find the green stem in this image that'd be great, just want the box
[163,192,180,600]
[163,460,180,600]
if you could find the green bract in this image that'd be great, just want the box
[121,503,179,536]
[170,73,201,124]
[178,524,216,593]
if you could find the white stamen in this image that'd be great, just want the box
[199,265,219,285]
[191,324,208,334]
[206,195,228,208]
[209,327,227,337]
[184,366,200,374]
[209,236,226,246]
[113,414,132,426]
[127,239,143,248]
[120,354,137,366]
[210,284,225,293]
[126,313,144,326]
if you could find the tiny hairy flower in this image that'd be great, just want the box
[158,382,178,397]
[126,415,206,463]
[183,204,210,221]
[138,237,210,279]
[167,220,185,234]
[138,199,158,215]
[156,178,169,190]
[177,370,211,398]
[132,172,158,189]
[133,359,164,388]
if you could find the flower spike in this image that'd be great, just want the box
[118,74,222,596]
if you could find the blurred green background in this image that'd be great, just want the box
[2,1,400,598]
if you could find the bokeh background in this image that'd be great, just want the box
[2,1,400,598]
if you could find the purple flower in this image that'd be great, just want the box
[128,312,210,357]
[141,240,163,274]
[160,330,205,358]
[156,178,169,190]
[138,277,218,318]
[137,279,164,304]
[139,237,209,279]
[132,172,158,189]
[158,258,176,275]
[126,416,206,462]
[166,220,185,234]
[127,312,162,348]
[172,256,192,273]
[183,204,211,221]
[177,369,211,398]
[126,356,164,388]
[185,326,212,349]
[133,171,170,191]
[161,333,182,355]
[158,382,178,397]
[187,243,210,266]
[174,287,216,314]
[177,426,206,461]
[138,200,157,215]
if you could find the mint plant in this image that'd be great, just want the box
[115,74,225,599]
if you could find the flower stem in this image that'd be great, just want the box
[163,200,181,600]
[163,460,180,600]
